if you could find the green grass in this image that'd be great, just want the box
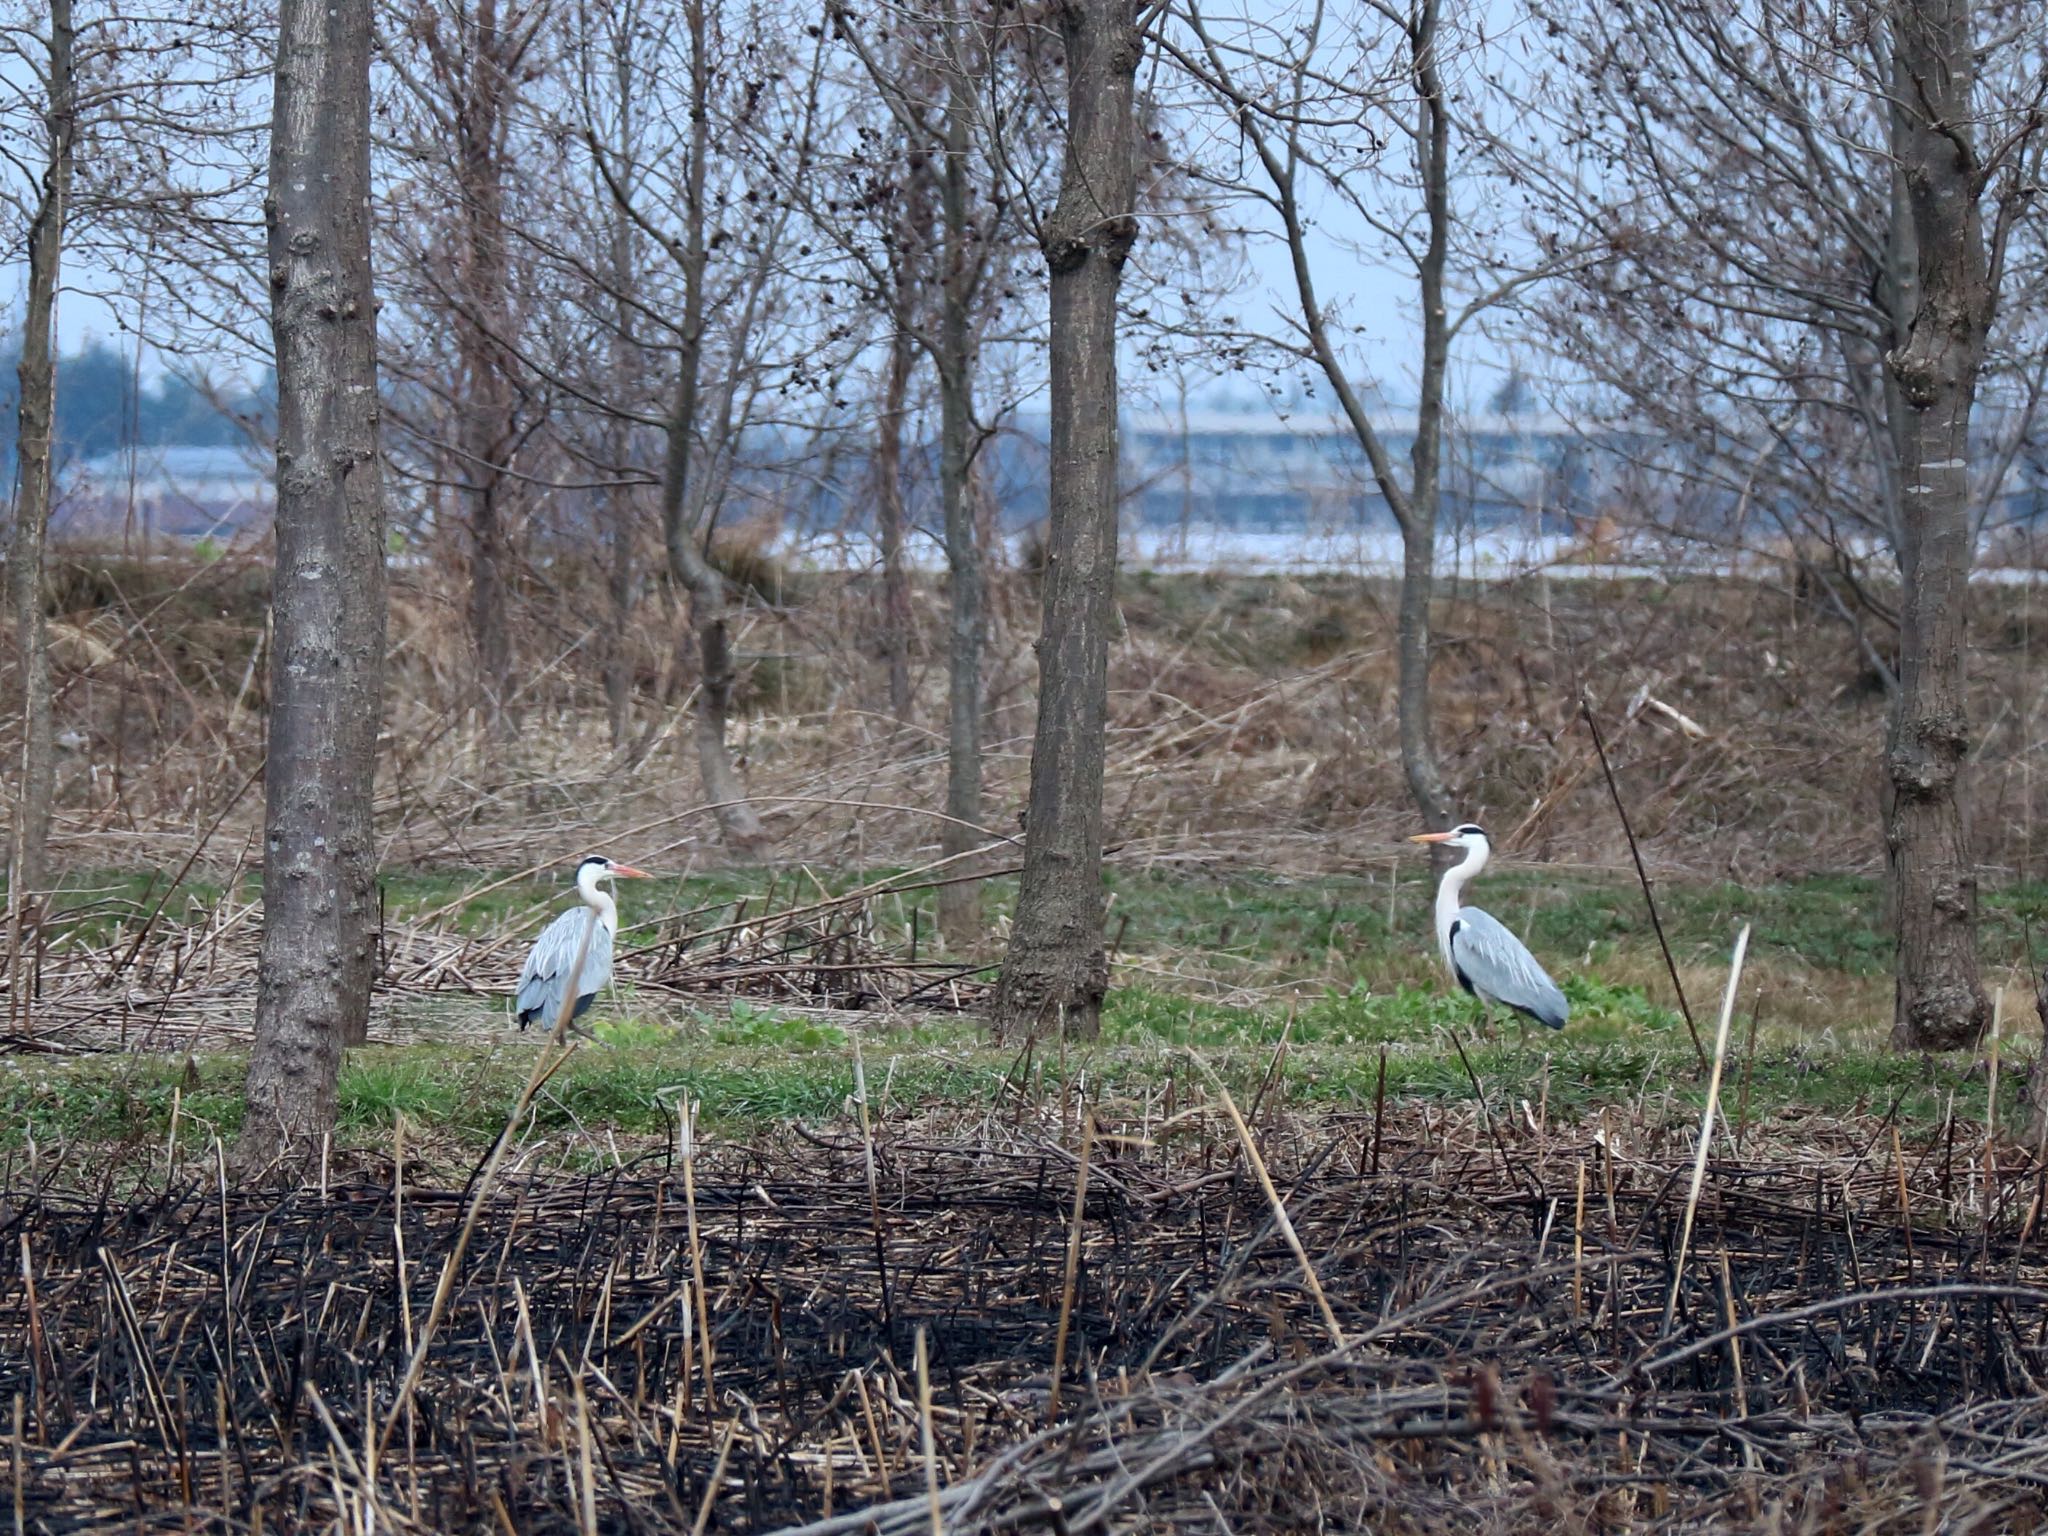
[3,861,2039,1165]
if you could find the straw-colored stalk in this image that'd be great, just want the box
[1662,924,1751,1337]
[916,1326,943,1536]
[1191,1055,1345,1348]
[680,1099,716,1417]
[377,905,600,1459]
[1047,1110,1095,1423]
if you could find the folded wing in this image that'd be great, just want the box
[515,907,615,1028]
[1448,906,1569,1030]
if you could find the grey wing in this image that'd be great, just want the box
[1448,907,1569,1029]
[515,908,614,1026]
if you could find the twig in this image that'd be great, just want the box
[1580,696,1708,1071]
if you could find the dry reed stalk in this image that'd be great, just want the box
[692,1416,742,1536]
[1662,924,1751,1337]
[680,1100,717,1418]
[1572,1161,1586,1320]
[1985,988,2004,1246]
[1047,1111,1095,1424]
[573,1372,599,1536]
[376,904,601,1459]
[853,1371,890,1486]
[1189,1056,1345,1348]
[915,1327,942,1536]
[1718,1247,1749,1424]
[852,1038,893,1328]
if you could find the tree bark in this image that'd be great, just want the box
[989,0,1139,1042]
[876,308,916,727]
[447,0,521,740]
[242,0,389,1166]
[1883,0,1991,1051]
[936,55,985,949]
[5,0,75,942]
[657,0,767,853]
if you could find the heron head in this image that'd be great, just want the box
[577,854,653,882]
[1407,822,1489,851]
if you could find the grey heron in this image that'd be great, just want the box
[1408,824,1569,1032]
[514,855,652,1030]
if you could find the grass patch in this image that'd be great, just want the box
[5,861,2037,1164]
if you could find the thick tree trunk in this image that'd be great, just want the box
[875,316,915,726]
[1883,0,1991,1051]
[652,0,766,853]
[936,63,984,950]
[6,0,74,942]
[989,0,1139,1042]
[242,0,388,1167]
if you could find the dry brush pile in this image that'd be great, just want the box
[6,1101,2048,1532]
[4,861,989,1054]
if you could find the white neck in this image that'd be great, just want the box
[1435,838,1490,970]
[577,864,619,931]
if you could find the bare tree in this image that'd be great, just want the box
[1883,0,2011,1049]
[873,165,925,727]
[388,0,553,741]
[989,0,1141,1042]
[1161,0,1586,831]
[1524,0,2045,1048]
[241,0,389,1165]
[822,0,1050,946]
[3,0,75,949]
[568,0,848,850]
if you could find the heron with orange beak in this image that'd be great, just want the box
[514,855,654,1029]
[1409,823,1569,1033]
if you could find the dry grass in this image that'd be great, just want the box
[5,542,2048,1529]
[7,546,2047,896]
[7,1094,2048,1532]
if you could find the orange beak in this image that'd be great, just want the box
[608,863,653,878]
[1407,831,1454,844]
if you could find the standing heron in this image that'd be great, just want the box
[1408,823,1569,1033]
[514,855,652,1030]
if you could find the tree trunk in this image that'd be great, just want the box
[989,0,1139,1043]
[5,0,74,943]
[875,314,915,727]
[936,58,984,950]
[452,0,518,740]
[1395,518,1451,826]
[1883,0,1991,1051]
[1399,0,1454,831]
[603,134,639,752]
[242,0,388,1167]
[1212,0,1454,833]
[658,0,767,853]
